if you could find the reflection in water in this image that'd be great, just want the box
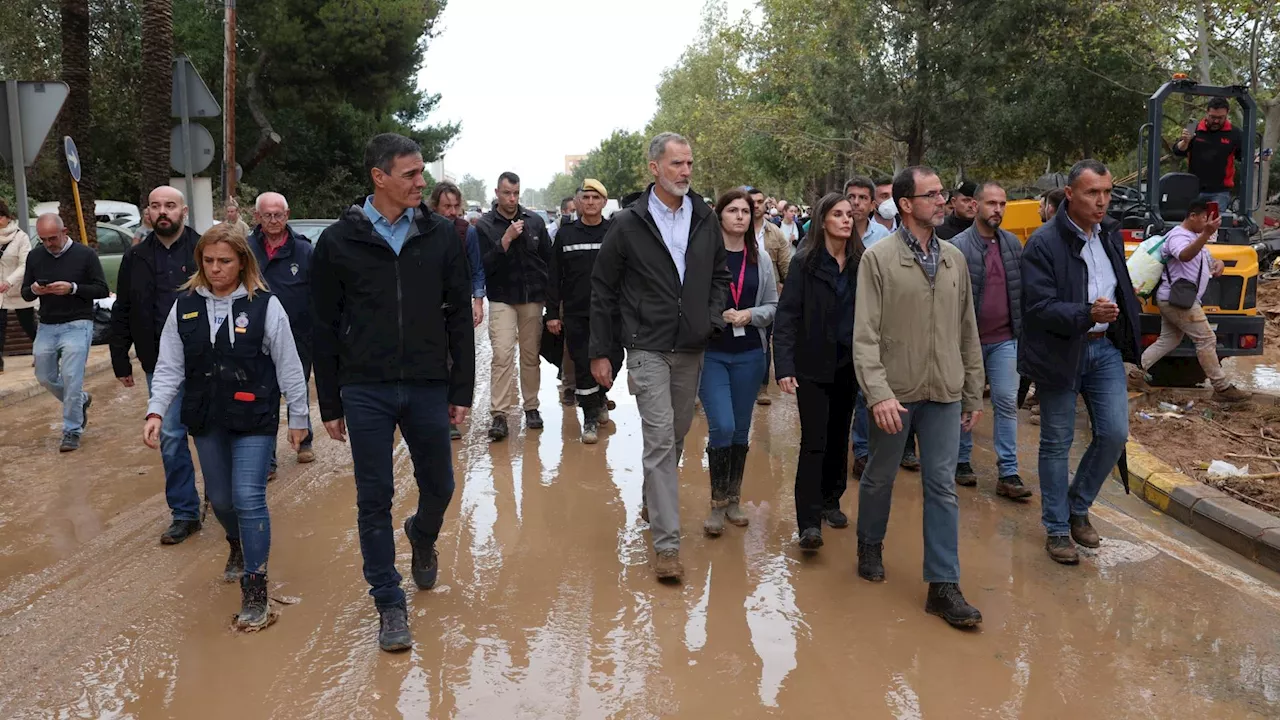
[459,453,500,584]
[605,428,647,568]
[743,525,801,707]
[1223,355,1280,391]
[684,564,711,655]
[885,672,923,720]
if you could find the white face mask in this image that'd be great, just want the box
[877,198,898,220]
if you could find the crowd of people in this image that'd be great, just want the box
[1,101,1254,649]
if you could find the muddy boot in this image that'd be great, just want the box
[525,409,544,430]
[1045,535,1079,564]
[223,538,245,583]
[562,388,577,406]
[1127,366,1151,392]
[704,446,733,536]
[378,604,413,652]
[1069,513,1101,548]
[160,519,201,545]
[996,474,1034,500]
[724,444,750,527]
[581,413,599,444]
[404,515,439,590]
[954,462,977,487]
[756,387,772,406]
[597,404,610,426]
[449,423,462,440]
[236,572,270,629]
[857,541,885,582]
[488,414,509,442]
[654,549,684,581]
[1212,385,1250,403]
[925,583,982,628]
[851,454,867,483]
[900,447,920,471]
[798,527,823,551]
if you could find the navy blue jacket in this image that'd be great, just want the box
[249,225,313,356]
[1018,201,1141,392]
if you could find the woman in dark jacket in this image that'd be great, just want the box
[774,193,863,550]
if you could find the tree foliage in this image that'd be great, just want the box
[458,173,486,204]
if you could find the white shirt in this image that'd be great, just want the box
[1066,215,1117,332]
[780,221,799,245]
[648,190,692,284]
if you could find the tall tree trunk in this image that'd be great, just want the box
[1255,99,1279,225]
[139,0,174,209]
[1196,0,1212,84]
[58,0,96,246]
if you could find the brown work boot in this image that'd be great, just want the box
[654,549,684,581]
[1212,385,1250,404]
[996,474,1034,500]
[1127,366,1151,392]
[1069,514,1101,548]
[756,388,772,406]
[1045,535,1079,565]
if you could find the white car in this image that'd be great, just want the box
[32,199,140,227]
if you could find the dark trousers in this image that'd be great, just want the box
[565,314,620,413]
[794,363,856,531]
[0,307,38,357]
[270,339,313,470]
[342,381,455,608]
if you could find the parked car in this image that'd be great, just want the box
[289,219,335,243]
[32,200,140,228]
[94,222,134,293]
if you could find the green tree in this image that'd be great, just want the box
[539,172,579,211]
[459,173,486,204]
[572,130,648,197]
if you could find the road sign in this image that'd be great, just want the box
[0,80,69,166]
[170,123,215,175]
[63,135,81,182]
[171,56,220,118]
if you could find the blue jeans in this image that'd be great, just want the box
[343,381,455,608]
[851,389,869,459]
[1197,190,1231,211]
[1037,338,1129,536]
[698,349,766,448]
[959,339,1020,477]
[193,429,274,573]
[146,373,201,522]
[858,400,962,583]
[33,319,93,434]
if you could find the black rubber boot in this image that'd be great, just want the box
[236,572,270,629]
[724,444,750,527]
[704,446,733,536]
[223,538,244,582]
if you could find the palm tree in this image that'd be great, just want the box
[58,0,96,246]
[139,0,173,210]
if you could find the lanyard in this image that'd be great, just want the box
[729,254,747,308]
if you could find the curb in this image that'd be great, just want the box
[1122,438,1280,573]
[0,355,114,409]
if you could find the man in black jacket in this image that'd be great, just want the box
[1172,97,1243,209]
[110,185,203,544]
[1020,159,1141,566]
[22,214,108,452]
[935,180,977,240]
[590,132,730,582]
[475,171,553,441]
[248,191,315,470]
[312,133,474,653]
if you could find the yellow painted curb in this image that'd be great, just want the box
[1124,441,1178,481]
[1126,436,1198,513]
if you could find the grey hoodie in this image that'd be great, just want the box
[147,284,310,429]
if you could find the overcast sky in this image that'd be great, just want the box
[418,0,754,194]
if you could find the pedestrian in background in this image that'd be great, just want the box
[699,188,777,536]
[222,198,252,236]
[0,199,38,372]
[590,132,729,582]
[746,186,790,406]
[434,181,486,441]
[144,223,309,630]
[936,181,977,240]
[844,175,891,484]
[774,193,860,551]
[22,213,109,451]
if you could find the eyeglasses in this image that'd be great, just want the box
[907,190,946,202]
[258,213,287,221]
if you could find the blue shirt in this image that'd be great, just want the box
[861,221,890,248]
[648,190,692,284]
[464,225,486,298]
[1065,215,1117,332]
[362,196,415,256]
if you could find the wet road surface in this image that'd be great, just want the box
[2,342,1280,718]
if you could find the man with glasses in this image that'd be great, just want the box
[248,192,316,472]
[1172,97,1243,209]
[22,213,109,452]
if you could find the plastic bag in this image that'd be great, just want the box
[1206,460,1249,479]
[1127,234,1167,298]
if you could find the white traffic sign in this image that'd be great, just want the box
[0,80,69,166]
[64,135,82,182]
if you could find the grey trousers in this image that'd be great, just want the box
[627,349,704,552]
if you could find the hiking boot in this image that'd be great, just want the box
[581,415,599,444]
[81,392,92,426]
[724,444,750,527]
[562,388,577,406]
[996,474,1034,500]
[857,541,885,582]
[377,604,413,652]
[1127,366,1151,392]
[798,527,824,551]
[59,432,81,453]
[597,405,611,426]
[756,388,772,406]
[926,583,983,628]
[223,538,245,582]
[1045,535,1080,564]
[851,455,867,483]
[236,572,271,629]
[1069,513,1101,548]
[822,508,849,528]
[404,515,439,590]
[525,409,544,430]
[1213,385,1251,403]
[450,423,462,440]
[160,519,201,545]
[296,445,315,464]
[489,414,509,441]
[654,549,684,581]
[955,462,977,487]
[900,448,920,471]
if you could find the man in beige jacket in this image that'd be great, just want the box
[853,166,986,630]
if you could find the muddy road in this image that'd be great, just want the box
[2,346,1280,718]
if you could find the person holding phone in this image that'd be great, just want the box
[143,222,310,629]
[1173,98,1243,210]
[1134,199,1248,402]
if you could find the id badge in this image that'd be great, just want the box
[733,326,747,337]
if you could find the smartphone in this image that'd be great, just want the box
[36,278,54,286]
[1206,201,1219,220]
[1185,120,1198,134]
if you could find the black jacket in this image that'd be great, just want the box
[935,213,972,240]
[773,247,858,383]
[1018,201,1141,392]
[546,218,610,320]
[249,225,314,355]
[951,225,1024,338]
[590,186,730,358]
[1171,119,1243,193]
[110,226,199,377]
[475,205,553,305]
[20,241,109,324]
[311,202,474,420]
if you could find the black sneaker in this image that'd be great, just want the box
[525,409,544,430]
[798,527,824,551]
[224,538,245,582]
[404,515,439,590]
[955,462,977,487]
[857,541,885,582]
[996,474,1034,500]
[449,423,462,441]
[900,449,920,471]
[160,518,201,545]
[236,572,271,629]
[81,392,92,426]
[822,508,849,528]
[59,432,81,452]
[378,604,413,652]
[488,415,509,441]
[925,582,983,628]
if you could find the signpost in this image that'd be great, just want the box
[170,56,220,207]
[63,136,88,245]
[0,80,69,235]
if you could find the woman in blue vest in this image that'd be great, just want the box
[143,222,309,629]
